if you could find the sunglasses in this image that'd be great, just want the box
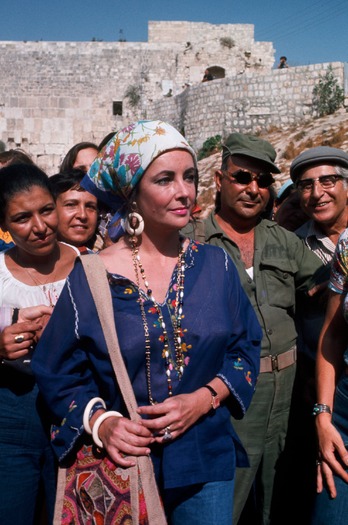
[223,169,275,189]
[296,174,343,193]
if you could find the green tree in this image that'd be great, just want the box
[312,65,344,117]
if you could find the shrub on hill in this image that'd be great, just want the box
[312,65,344,117]
[197,135,222,160]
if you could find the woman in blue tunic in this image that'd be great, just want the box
[32,120,262,524]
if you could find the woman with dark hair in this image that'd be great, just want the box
[0,163,79,525]
[33,120,262,524]
[59,141,98,174]
[0,148,35,251]
[49,169,99,253]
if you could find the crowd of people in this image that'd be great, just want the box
[0,120,347,525]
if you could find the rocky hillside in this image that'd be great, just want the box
[196,108,348,217]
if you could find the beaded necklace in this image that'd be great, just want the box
[130,237,186,405]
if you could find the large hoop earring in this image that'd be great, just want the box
[125,211,144,236]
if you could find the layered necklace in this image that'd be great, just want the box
[15,246,61,307]
[130,237,186,405]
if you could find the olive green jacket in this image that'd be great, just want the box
[184,214,328,358]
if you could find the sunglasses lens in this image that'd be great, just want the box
[257,174,274,188]
[233,171,253,184]
[228,170,274,188]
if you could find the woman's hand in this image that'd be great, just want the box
[137,388,213,444]
[316,414,348,498]
[0,321,42,360]
[19,305,53,341]
[18,305,53,323]
[95,415,155,468]
[0,305,53,360]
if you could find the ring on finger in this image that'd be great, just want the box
[316,459,322,467]
[14,334,25,344]
[162,426,173,443]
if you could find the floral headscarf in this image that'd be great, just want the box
[81,120,197,241]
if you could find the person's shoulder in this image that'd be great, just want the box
[262,219,300,236]
[335,229,348,255]
[295,220,311,238]
[188,239,234,272]
[188,237,225,258]
[338,228,348,243]
[59,241,80,257]
[261,219,309,246]
[181,219,206,241]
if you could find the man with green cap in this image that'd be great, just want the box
[185,132,327,524]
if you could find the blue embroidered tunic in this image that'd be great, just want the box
[32,241,262,489]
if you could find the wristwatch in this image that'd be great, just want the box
[203,384,220,410]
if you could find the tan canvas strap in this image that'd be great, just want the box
[53,467,67,524]
[259,346,297,373]
[81,254,167,525]
[82,255,139,420]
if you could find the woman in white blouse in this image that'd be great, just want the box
[0,163,78,525]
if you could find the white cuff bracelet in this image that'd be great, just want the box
[92,410,123,448]
[83,397,106,434]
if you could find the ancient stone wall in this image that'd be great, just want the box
[0,21,345,174]
[148,62,346,150]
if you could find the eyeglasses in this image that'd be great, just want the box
[223,169,275,189]
[296,174,343,193]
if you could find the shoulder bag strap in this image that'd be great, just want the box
[81,254,139,419]
[81,254,167,525]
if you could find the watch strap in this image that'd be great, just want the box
[202,384,220,409]
[203,384,218,397]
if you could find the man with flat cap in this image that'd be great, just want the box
[291,145,348,260]
[279,146,348,523]
[185,133,327,524]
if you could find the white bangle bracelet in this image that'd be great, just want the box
[83,397,106,435]
[92,410,123,448]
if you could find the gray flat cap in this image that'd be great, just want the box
[290,146,348,182]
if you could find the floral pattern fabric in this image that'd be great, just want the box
[329,228,348,325]
[81,120,196,241]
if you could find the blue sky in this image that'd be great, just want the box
[1,0,347,66]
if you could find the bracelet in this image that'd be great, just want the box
[202,384,220,410]
[12,308,19,324]
[313,403,332,416]
[83,397,106,434]
[92,410,123,448]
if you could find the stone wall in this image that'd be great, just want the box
[148,62,346,150]
[0,21,345,174]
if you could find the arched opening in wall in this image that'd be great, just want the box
[113,101,123,116]
[207,66,225,80]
